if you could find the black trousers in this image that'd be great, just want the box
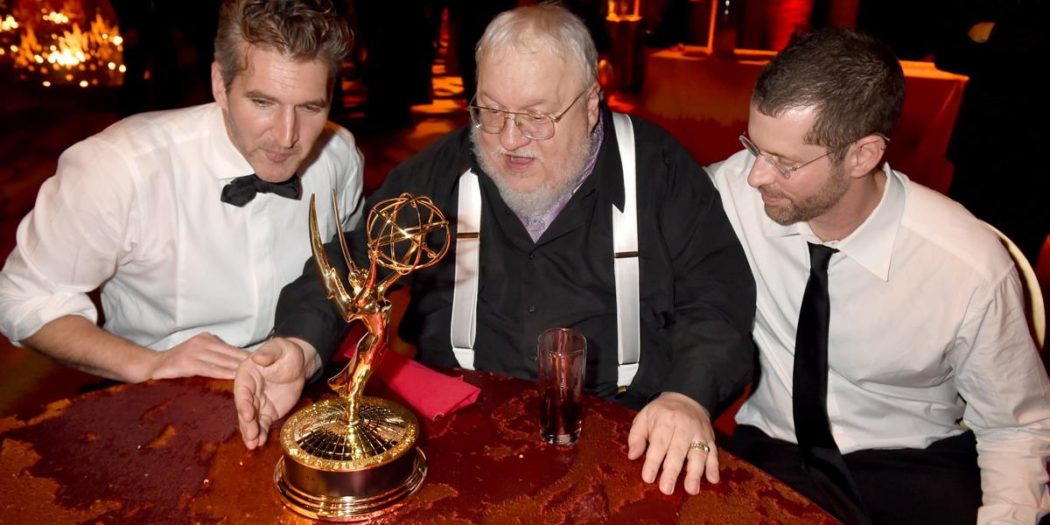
[732,425,982,525]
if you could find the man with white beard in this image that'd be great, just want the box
[235,4,755,497]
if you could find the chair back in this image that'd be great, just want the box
[986,223,1045,350]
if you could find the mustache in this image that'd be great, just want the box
[468,127,539,161]
[496,147,537,159]
[758,185,785,199]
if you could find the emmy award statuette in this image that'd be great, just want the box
[274,193,450,521]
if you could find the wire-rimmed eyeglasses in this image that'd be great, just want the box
[469,87,590,141]
[738,133,890,179]
[738,133,840,179]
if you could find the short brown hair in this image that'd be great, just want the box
[752,29,904,160]
[214,0,351,90]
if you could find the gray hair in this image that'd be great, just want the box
[476,3,598,89]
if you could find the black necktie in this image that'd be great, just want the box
[792,243,870,525]
[220,174,302,207]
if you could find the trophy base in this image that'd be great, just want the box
[275,447,427,522]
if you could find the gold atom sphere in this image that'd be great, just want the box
[366,194,450,274]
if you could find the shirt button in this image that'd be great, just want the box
[527,305,536,313]
[528,253,535,260]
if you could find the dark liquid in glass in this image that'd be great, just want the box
[540,392,582,445]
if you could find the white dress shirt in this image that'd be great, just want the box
[0,103,363,351]
[710,150,1050,524]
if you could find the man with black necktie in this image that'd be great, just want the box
[707,29,1050,525]
[0,0,362,383]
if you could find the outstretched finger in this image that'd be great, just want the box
[641,423,672,486]
[196,336,251,360]
[704,441,720,484]
[683,440,709,494]
[656,429,691,495]
[256,412,273,448]
[196,348,248,372]
[234,381,259,423]
[192,359,239,380]
[236,393,261,448]
[627,412,651,460]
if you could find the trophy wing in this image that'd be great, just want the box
[331,191,359,285]
[309,194,357,323]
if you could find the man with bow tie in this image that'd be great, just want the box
[0,0,362,383]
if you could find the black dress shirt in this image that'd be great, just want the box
[275,106,755,411]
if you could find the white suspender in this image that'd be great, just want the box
[450,170,481,370]
[610,112,640,387]
[450,113,641,387]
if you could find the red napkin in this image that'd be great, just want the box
[335,326,480,420]
[373,350,480,420]
[331,342,478,420]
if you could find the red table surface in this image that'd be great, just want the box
[0,370,836,524]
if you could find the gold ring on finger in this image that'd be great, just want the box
[689,440,711,454]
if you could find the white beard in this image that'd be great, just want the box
[470,127,597,230]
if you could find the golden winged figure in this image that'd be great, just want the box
[308,192,450,423]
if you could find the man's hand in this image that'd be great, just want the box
[146,332,250,381]
[627,392,719,495]
[234,337,319,449]
[22,317,253,383]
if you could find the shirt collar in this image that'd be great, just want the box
[208,103,255,180]
[761,162,905,281]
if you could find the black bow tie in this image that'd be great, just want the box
[220,174,303,207]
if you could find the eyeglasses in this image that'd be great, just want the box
[738,133,891,179]
[738,133,839,179]
[469,87,590,141]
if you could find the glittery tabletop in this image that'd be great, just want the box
[0,371,837,524]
